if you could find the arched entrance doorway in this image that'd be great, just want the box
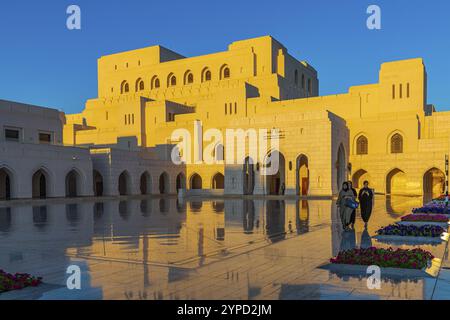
[243,157,255,195]
[190,173,202,189]
[32,169,49,199]
[212,173,224,189]
[65,170,81,197]
[93,170,103,196]
[423,168,445,199]
[159,172,169,194]
[296,155,309,196]
[386,168,407,195]
[118,171,131,195]
[0,168,12,200]
[176,173,186,193]
[336,144,346,190]
[352,169,371,189]
[140,171,152,195]
[265,151,286,195]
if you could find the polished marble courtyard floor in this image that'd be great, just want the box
[1,195,450,300]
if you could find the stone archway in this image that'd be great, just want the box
[65,170,81,197]
[352,169,371,189]
[93,170,103,196]
[386,168,407,195]
[118,171,131,196]
[32,169,50,199]
[0,168,12,200]
[159,172,169,194]
[140,171,152,195]
[423,168,445,199]
[190,173,202,190]
[212,173,224,189]
[296,155,309,196]
[265,150,286,195]
[176,173,186,193]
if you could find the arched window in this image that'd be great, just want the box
[121,81,130,94]
[202,68,211,82]
[356,136,368,155]
[223,67,230,79]
[301,74,305,89]
[151,76,160,89]
[184,70,194,84]
[220,65,230,80]
[391,133,403,154]
[294,70,298,85]
[135,78,144,92]
[168,73,177,87]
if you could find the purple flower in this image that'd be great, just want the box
[376,224,444,237]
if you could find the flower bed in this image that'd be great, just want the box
[0,270,42,293]
[376,224,445,237]
[330,247,434,270]
[412,204,450,214]
[401,214,448,222]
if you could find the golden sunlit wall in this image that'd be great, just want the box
[63,35,450,196]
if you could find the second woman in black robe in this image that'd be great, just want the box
[358,180,374,227]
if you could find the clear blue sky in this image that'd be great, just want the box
[0,0,449,113]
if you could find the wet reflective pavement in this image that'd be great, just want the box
[1,195,450,300]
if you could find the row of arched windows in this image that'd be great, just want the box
[119,65,231,94]
[355,133,404,155]
[0,167,87,200]
[189,172,225,190]
[100,170,225,196]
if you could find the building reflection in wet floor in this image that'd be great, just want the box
[0,195,444,300]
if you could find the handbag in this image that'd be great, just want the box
[345,198,359,209]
